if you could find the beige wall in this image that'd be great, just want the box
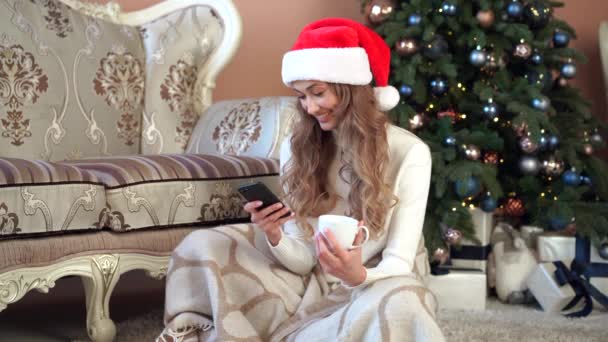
[104,0,607,120]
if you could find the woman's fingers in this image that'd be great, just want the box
[243,201,263,213]
[316,233,340,267]
[322,229,348,260]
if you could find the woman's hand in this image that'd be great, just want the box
[315,223,367,287]
[243,201,293,246]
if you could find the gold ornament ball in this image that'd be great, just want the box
[519,136,538,154]
[395,38,419,56]
[513,122,529,137]
[464,144,481,160]
[542,156,565,176]
[476,10,495,28]
[514,43,532,59]
[432,247,450,265]
[444,228,463,245]
[583,143,594,155]
[367,0,395,24]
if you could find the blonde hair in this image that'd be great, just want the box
[280,83,397,238]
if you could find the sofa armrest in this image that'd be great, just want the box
[186,96,298,159]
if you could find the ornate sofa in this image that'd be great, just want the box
[0,1,297,341]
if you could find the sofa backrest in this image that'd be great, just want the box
[0,0,241,161]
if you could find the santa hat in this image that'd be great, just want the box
[282,18,399,112]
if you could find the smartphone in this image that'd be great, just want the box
[237,182,292,219]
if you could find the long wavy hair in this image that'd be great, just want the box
[281,83,398,238]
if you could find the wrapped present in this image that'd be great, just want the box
[526,262,577,313]
[449,208,493,271]
[538,235,575,263]
[520,225,544,249]
[427,269,487,311]
[534,236,608,315]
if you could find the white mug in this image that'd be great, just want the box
[318,214,369,250]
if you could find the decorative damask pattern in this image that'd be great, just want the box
[0,202,21,235]
[93,204,130,231]
[93,51,144,146]
[0,44,48,146]
[212,101,262,155]
[198,182,246,222]
[160,58,199,150]
[30,0,74,38]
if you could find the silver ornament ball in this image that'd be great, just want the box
[464,144,482,160]
[519,156,541,175]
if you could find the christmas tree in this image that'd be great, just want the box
[362,0,608,262]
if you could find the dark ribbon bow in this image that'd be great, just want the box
[552,237,608,317]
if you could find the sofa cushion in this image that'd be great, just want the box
[64,154,280,231]
[186,97,297,159]
[0,158,106,238]
[1,0,145,161]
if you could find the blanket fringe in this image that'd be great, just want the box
[156,323,213,342]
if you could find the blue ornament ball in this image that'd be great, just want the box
[549,216,568,231]
[531,96,550,111]
[399,84,414,97]
[430,77,449,96]
[553,31,570,48]
[507,1,523,18]
[531,53,544,65]
[562,170,581,186]
[454,176,481,198]
[561,63,577,79]
[444,136,457,146]
[469,50,487,66]
[442,2,457,16]
[482,102,499,119]
[548,135,560,150]
[580,175,592,186]
[408,14,422,26]
[480,196,498,212]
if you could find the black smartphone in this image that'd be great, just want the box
[237,182,292,219]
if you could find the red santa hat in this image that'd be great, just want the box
[282,18,399,112]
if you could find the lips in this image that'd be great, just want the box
[316,113,331,123]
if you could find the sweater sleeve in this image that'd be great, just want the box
[266,137,317,275]
[348,142,432,289]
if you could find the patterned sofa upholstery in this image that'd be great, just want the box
[0,1,298,341]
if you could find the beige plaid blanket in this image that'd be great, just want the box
[157,224,445,341]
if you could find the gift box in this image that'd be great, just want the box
[520,225,544,249]
[537,235,575,263]
[449,208,493,271]
[537,236,608,311]
[526,262,577,313]
[427,269,487,311]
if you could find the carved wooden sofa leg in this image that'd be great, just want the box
[0,253,170,342]
[83,253,170,342]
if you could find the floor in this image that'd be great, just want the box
[0,271,165,341]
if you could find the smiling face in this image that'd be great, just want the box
[290,80,341,131]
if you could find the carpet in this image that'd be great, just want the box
[97,299,605,342]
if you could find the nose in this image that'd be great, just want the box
[304,97,320,115]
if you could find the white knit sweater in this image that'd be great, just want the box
[268,124,432,288]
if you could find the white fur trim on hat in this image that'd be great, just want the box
[282,47,372,85]
[374,85,400,111]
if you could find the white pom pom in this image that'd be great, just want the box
[373,85,400,111]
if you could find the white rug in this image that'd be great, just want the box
[102,299,606,342]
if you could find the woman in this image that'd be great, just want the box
[159,18,444,341]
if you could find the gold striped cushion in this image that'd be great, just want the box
[63,154,281,232]
[0,158,106,238]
